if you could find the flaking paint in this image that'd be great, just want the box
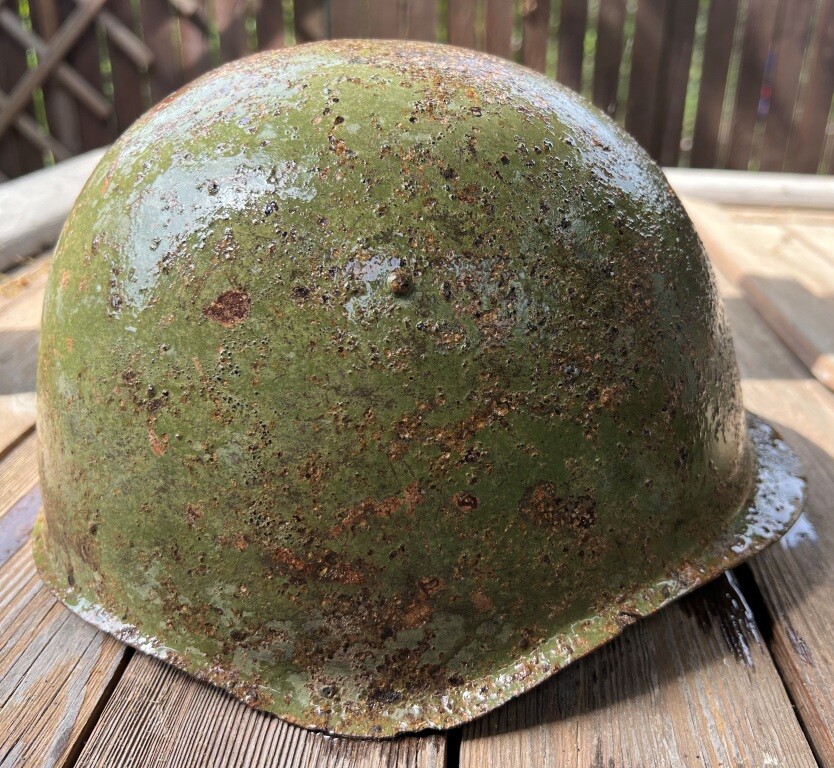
[34,41,804,737]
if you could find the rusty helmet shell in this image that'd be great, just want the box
[34,40,804,737]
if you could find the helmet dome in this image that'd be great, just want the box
[34,40,804,737]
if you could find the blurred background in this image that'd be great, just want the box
[0,0,832,182]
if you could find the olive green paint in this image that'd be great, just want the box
[34,41,804,737]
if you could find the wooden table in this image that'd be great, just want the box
[1,156,833,768]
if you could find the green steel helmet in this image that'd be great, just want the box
[34,40,804,737]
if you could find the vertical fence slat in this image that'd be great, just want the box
[786,0,834,173]
[726,0,780,170]
[179,2,211,82]
[331,0,369,37]
[625,0,666,157]
[405,0,437,41]
[447,0,476,49]
[760,0,816,171]
[293,0,326,42]
[108,0,147,133]
[255,0,285,48]
[216,0,251,60]
[521,0,550,72]
[656,0,698,166]
[485,0,512,58]
[141,0,186,101]
[0,28,26,178]
[65,20,118,152]
[591,0,625,116]
[0,25,45,176]
[30,0,83,154]
[369,0,399,38]
[690,0,740,168]
[557,0,588,91]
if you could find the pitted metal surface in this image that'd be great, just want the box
[34,41,803,737]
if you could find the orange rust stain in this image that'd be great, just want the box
[148,427,169,456]
[60,271,70,289]
[203,290,251,327]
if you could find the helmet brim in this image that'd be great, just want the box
[32,411,804,738]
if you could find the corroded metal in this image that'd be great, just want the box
[34,40,804,737]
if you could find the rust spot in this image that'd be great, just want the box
[472,590,493,612]
[60,271,70,289]
[453,492,479,511]
[521,483,597,530]
[387,269,413,296]
[185,503,204,524]
[148,427,169,456]
[204,289,251,327]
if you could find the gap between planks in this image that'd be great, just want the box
[714,267,834,766]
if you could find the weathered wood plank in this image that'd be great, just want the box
[0,0,109,144]
[460,575,817,767]
[0,545,128,768]
[760,0,816,171]
[726,0,780,170]
[0,147,104,270]
[664,167,834,209]
[180,0,212,82]
[656,0,698,166]
[786,0,834,173]
[690,0,740,169]
[369,0,400,39]
[26,0,83,154]
[591,0,625,117]
[712,267,834,766]
[0,485,41,568]
[0,265,46,458]
[108,0,149,133]
[330,0,369,38]
[625,0,666,157]
[255,0,284,49]
[556,0,587,91]
[73,652,446,767]
[521,0,550,73]
[293,0,326,42]
[405,0,437,41]
[684,198,834,392]
[141,0,187,102]
[447,0,476,49]
[0,434,38,521]
[215,0,251,61]
[484,0,512,59]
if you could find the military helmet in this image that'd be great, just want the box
[34,40,804,737]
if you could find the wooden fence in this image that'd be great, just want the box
[0,0,833,181]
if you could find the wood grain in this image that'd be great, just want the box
[0,259,47,458]
[786,0,834,173]
[713,268,834,767]
[684,198,834,392]
[0,545,128,768]
[726,0,780,170]
[690,0,740,169]
[591,0,625,117]
[624,0,665,156]
[556,0,587,91]
[447,0,476,49]
[460,576,816,767]
[484,0,512,59]
[73,653,446,767]
[759,0,816,172]
[656,0,698,166]
[0,147,103,270]
[521,0,550,73]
